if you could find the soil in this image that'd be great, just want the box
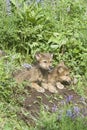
[17,85,87,126]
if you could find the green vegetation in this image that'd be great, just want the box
[0,0,87,129]
[34,106,87,130]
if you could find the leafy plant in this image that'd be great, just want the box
[35,106,87,130]
[0,0,87,129]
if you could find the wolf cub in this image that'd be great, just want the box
[14,52,53,93]
[42,61,71,91]
[49,62,71,84]
[49,62,71,88]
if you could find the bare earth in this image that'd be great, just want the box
[16,85,87,126]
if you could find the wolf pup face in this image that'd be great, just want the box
[35,52,53,70]
[57,62,71,85]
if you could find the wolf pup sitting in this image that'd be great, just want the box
[14,52,54,93]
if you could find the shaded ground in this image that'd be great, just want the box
[17,86,87,126]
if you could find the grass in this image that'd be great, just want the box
[0,50,87,129]
[34,99,87,130]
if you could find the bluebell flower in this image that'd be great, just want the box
[66,109,73,117]
[52,104,57,112]
[57,110,64,121]
[73,106,80,115]
[22,63,32,69]
[60,100,66,106]
[66,95,73,103]
[80,97,85,102]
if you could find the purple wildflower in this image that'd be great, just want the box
[68,106,80,119]
[73,106,80,115]
[52,104,57,112]
[66,95,73,103]
[80,97,85,101]
[60,100,66,106]
[22,63,32,69]
[66,109,73,117]
[57,110,64,121]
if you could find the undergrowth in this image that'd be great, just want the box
[0,0,87,129]
[0,0,87,76]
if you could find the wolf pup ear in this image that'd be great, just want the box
[58,61,65,66]
[35,52,41,61]
[58,67,64,74]
[50,53,53,58]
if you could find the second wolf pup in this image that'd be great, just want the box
[42,61,71,91]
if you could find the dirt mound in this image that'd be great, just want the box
[17,85,87,126]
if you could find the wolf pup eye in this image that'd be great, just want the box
[50,61,52,63]
[43,60,47,63]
